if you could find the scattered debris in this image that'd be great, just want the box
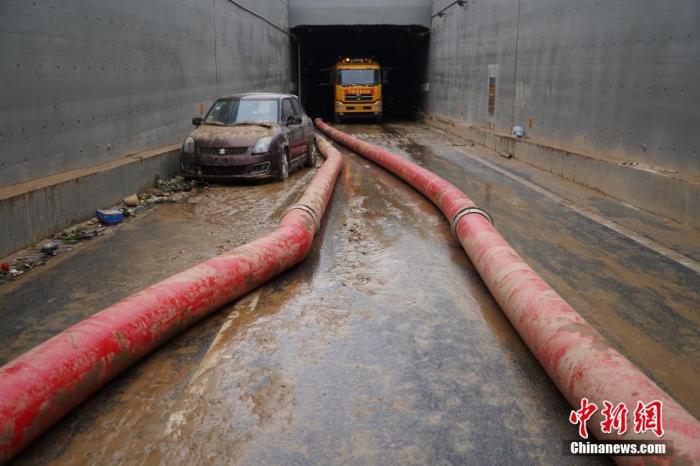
[40,241,60,255]
[144,195,170,205]
[154,175,197,193]
[123,194,140,206]
[67,226,98,241]
[512,125,525,138]
[125,204,150,216]
[59,224,105,243]
[97,209,124,225]
[13,253,47,271]
[0,263,24,282]
[0,175,199,286]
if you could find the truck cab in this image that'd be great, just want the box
[333,58,382,123]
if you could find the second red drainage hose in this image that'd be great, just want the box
[315,118,699,465]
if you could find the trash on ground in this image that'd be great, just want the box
[154,175,197,193]
[123,204,148,217]
[1,175,198,285]
[123,194,140,206]
[59,225,105,243]
[97,209,124,225]
[13,253,47,271]
[40,241,60,255]
[512,125,525,138]
[145,196,170,205]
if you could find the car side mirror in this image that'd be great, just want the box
[192,117,203,126]
[287,115,301,125]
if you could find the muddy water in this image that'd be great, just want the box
[7,122,693,464]
[0,169,316,365]
[350,122,700,417]
[10,139,607,465]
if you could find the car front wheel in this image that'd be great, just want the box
[305,142,317,168]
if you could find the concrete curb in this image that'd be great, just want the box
[424,114,700,229]
[0,145,181,258]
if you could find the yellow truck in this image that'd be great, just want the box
[332,58,383,122]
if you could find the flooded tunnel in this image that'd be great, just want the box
[292,25,430,121]
[1,0,699,463]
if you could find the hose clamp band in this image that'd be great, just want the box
[285,203,321,232]
[450,206,494,237]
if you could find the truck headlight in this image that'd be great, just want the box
[376,101,382,111]
[252,136,272,155]
[183,136,195,154]
[335,101,343,110]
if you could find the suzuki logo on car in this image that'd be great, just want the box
[218,148,226,155]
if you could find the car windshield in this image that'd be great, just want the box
[203,99,278,125]
[337,69,379,86]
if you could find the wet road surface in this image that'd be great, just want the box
[2,122,698,465]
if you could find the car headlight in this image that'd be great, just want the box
[252,136,272,155]
[183,136,195,154]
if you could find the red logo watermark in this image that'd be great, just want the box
[633,400,664,437]
[601,401,628,435]
[569,399,664,439]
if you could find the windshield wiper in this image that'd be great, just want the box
[229,121,259,125]
[204,120,274,127]
[227,121,275,126]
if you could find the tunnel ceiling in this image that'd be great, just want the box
[288,0,431,27]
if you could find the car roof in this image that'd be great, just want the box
[218,92,297,100]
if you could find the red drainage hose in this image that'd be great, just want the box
[0,139,343,463]
[315,119,699,465]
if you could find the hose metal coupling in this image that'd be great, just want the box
[450,206,494,237]
[285,203,321,232]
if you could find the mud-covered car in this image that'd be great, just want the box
[180,93,316,181]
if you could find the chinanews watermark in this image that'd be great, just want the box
[565,398,670,456]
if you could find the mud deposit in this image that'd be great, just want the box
[5,123,698,465]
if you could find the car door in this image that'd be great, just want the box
[291,97,311,154]
[281,98,304,161]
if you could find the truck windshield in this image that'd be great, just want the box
[204,99,278,125]
[337,69,379,86]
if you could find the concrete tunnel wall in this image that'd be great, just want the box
[0,0,292,188]
[6,0,696,185]
[428,0,700,175]
[1,0,698,257]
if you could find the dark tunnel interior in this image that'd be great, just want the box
[291,25,430,122]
